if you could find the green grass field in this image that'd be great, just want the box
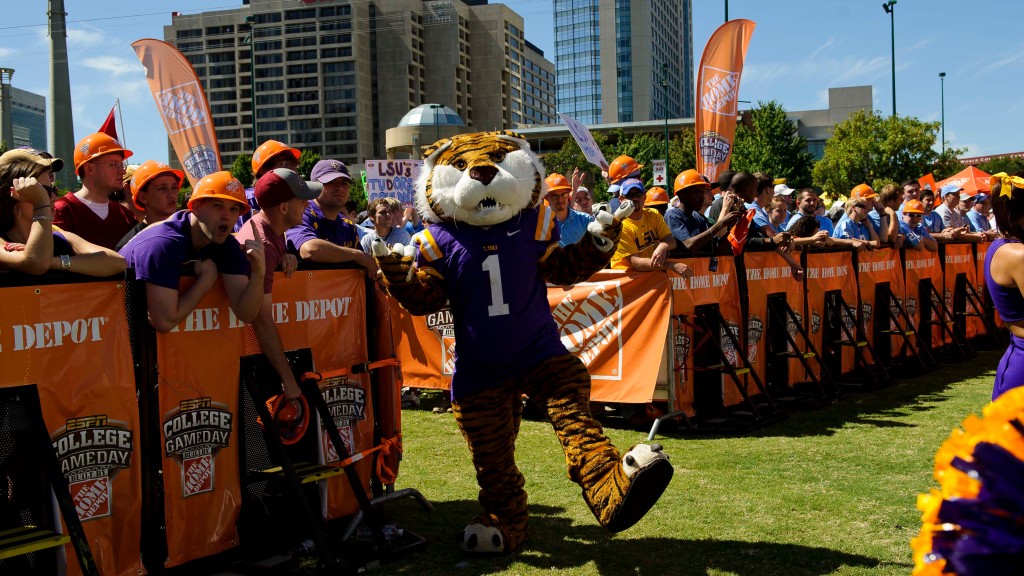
[382,351,1000,575]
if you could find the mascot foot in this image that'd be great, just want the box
[460,516,511,555]
[605,443,673,533]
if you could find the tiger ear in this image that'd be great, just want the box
[422,139,452,167]
[495,131,531,153]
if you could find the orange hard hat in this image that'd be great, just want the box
[186,171,250,213]
[608,155,643,184]
[850,183,878,199]
[646,187,670,206]
[673,169,709,193]
[544,173,571,193]
[251,140,300,175]
[74,132,133,174]
[262,394,310,446]
[903,199,926,214]
[130,160,185,210]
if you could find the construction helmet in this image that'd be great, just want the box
[262,394,311,446]
[130,160,185,210]
[850,183,878,199]
[673,169,709,193]
[544,173,571,193]
[646,187,670,206]
[186,171,250,213]
[73,132,133,174]
[608,155,643,184]
[251,140,300,175]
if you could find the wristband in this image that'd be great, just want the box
[32,215,51,222]
[60,254,71,271]
[34,204,52,211]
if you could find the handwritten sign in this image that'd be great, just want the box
[364,159,423,206]
[558,113,608,170]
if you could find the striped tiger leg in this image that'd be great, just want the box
[524,354,673,533]
[451,385,529,553]
[521,354,626,526]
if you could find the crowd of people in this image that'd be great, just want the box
[3,135,1024,401]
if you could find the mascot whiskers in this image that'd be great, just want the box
[373,131,673,553]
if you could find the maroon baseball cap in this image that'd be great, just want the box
[254,168,322,209]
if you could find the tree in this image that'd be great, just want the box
[297,150,320,180]
[812,109,967,198]
[731,100,814,188]
[541,131,611,199]
[230,154,253,188]
[976,156,1024,178]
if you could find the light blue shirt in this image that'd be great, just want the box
[745,201,775,232]
[966,209,990,232]
[557,209,595,246]
[359,226,411,253]
[899,219,933,248]
[922,212,943,233]
[866,208,885,233]
[833,215,870,241]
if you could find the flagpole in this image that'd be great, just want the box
[115,98,126,149]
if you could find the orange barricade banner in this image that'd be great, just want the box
[974,241,999,330]
[804,251,858,375]
[157,270,371,566]
[392,270,672,404]
[371,283,402,483]
[942,243,978,341]
[743,251,804,395]
[0,281,143,576]
[694,19,756,183]
[856,248,906,359]
[132,39,221,186]
[667,256,741,416]
[903,249,944,348]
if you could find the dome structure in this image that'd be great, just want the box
[398,104,465,128]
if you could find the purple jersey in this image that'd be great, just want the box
[119,210,249,290]
[415,206,567,399]
[286,200,360,255]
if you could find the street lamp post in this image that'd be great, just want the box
[882,1,897,116]
[661,63,670,181]
[939,72,946,155]
[725,0,729,22]
[244,16,257,151]
[428,103,443,144]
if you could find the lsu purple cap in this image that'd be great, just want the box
[310,159,352,183]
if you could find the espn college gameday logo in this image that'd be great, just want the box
[163,398,232,498]
[51,415,133,521]
[425,306,456,375]
[320,375,367,463]
[551,281,623,379]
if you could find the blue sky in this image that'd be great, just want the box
[2,0,1020,166]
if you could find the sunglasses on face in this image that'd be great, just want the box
[854,203,867,209]
[908,213,924,219]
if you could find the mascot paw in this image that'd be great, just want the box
[372,240,417,284]
[461,522,506,555]
[606,443,673,533]
[586,202,633,252]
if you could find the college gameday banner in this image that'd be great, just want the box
[392,270,672,404]
[667,256,742,416]
[743,251,805,395]
[903,248,944,349]
[856,248,906,359]
[942,243,978,341]
[0,281,143,576]
[132,39,221,186]
[694,19,756,183]
[804,251,858,375]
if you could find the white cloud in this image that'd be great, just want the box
[82,56,138,77]
[0,47,12,58]
[67,28,105,48]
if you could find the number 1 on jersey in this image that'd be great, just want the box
[481,254,510,317]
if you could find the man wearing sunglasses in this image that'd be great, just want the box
[899,200,938,252]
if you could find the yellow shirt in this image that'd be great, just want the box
[610,208,671,269]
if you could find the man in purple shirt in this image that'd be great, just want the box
[119,171,265,333]
[285,159,374,272]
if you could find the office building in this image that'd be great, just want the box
[164,0,556,168]
[10,87,47,151]
[554,0,694,124]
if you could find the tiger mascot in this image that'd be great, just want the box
[372,131,673,554]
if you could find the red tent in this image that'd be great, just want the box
[936,166,991,196]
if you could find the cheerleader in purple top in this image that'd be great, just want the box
[984,172,1024,399]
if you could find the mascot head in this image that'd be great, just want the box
[416,130,546,227]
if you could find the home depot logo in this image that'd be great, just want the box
[700,65,741,116]
[51,415,133,521]
[320,376,366,463]
[157,81,209,134]
[551,282,623,380]
[162,397,232,498]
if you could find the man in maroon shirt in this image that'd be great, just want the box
[53,132,138,249]
[235,168,319,400]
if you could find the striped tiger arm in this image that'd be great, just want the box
[379,257,448,316]
[537,228,617,286]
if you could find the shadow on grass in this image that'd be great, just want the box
[384,500,889,576]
